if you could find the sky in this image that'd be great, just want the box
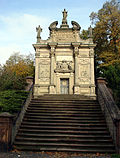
[0,0,108,65]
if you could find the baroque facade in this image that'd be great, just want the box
[33,9,96,99]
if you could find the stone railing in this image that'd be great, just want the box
[12,85,33,144]
[97,77,120,154]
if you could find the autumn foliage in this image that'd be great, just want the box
[90,0,120,67]
[0,52,34,90]
[89,0,120,107]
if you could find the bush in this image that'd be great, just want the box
[99,63,120,109]
[0,90,28,114]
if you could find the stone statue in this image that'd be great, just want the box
[36,25,42,42]
[62,9,68,24]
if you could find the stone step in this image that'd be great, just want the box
[29,105,100,109]
[13,146,115,153]
[32,97,94,101]
[14,97,115,153]
[31,99,98,103]
[16,133,112,139]
[18,129,109,134]
[28,105,100,108]
[26,109,102,114]
[30,102,99,105]
[21,122,107,127]
[24,115,105,120]
[27,107,101,113]
[14,141,114,148]
[25,113,104,117]
[20,125,108,131]
[15,137,113,144]
[36,94,92,98]
[23,118,106,123]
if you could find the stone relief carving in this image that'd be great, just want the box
[78,64,90,83]
[40,59,50,65]
[89,49,94,57]
[79,78,90,82]
[55,32,75,42]
[38,59,50,81]
[79,52,88,57]
[81,71,88,78]
[55,60,73,72]
[79,59,89,65]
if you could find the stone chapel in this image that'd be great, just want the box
[33,9,96,99]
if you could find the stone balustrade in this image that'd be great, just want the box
[97,77,120,154]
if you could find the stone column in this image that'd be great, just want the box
[72,43,80,94]
[49,43,57,94]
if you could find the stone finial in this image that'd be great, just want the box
[88,25,93,38]
[36,25,42,43]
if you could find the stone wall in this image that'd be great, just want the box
[0,113,13,151]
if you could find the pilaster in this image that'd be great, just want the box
[72,43,80,94]
[89,48,96,98]
[49,43,57,94]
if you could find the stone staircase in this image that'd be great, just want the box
[13,95,115,153]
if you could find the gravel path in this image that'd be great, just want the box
[0,151,112,158]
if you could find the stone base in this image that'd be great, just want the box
[74,85,80,94]
[33,84,49,97]
[49,85,56,94]
[87,94,97,100]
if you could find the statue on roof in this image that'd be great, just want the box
[36,25,42,42]
[62,9,68,25]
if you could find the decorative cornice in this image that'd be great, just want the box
[48,42,57,47]
[72,42,81,47]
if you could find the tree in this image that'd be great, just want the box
[5,52,34,77]
[80,29,89,40]
[90,0,120,67]
[101,64,120,108]
[90,0,120,107]
[0,52,34,90]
